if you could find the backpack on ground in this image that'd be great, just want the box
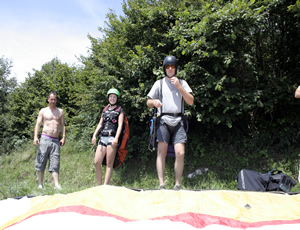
[237,169,297,192]
[266,169,297,192]
[101,105,129,168]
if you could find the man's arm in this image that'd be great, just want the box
[59,110,66,146]
[33,109,43,146]
[171,78,194,106]
[179,88,194,106]
[147,80,162,108]
[147,98,163,108]
[295,86,300,98]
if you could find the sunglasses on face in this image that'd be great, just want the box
[165,65,176,69]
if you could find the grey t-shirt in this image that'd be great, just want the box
[147,77,192,126]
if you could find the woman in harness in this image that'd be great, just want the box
[92,88,124,185]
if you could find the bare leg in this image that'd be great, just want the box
[103,145,117,185]
[156,142,168,186]
[52,172,59,187]
[94,145,106,185]
[174,143,185,186]
[37,171,44,186]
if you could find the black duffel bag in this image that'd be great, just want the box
[237,169,270,191]
[237,169,297,192]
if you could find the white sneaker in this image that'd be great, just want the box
[38,184,43,189]
[54,185,62,190]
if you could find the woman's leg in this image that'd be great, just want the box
[94,145,106,185]
[103,144,117,184]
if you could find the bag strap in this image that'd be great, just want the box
[268,169,282,175]
[103,105,110,112]
[158,79,162,114]
[103,105,121,113]
[115,106,122,112]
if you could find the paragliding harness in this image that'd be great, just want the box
[100,105,130,168]
[148,78,189,157]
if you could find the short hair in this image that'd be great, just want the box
[48,91,57,98]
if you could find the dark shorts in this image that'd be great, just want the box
[35,136,60,173]
[156,120,187,145]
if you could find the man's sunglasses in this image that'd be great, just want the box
[165,65,176,69]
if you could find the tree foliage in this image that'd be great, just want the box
[0,57,17,154]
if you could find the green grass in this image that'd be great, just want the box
[1,140,300,200]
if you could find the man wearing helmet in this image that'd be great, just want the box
[147,55,194,190]
[92,88,124,185]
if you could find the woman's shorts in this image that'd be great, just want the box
[98,136,115,146]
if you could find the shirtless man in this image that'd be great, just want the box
[33,92,66,189]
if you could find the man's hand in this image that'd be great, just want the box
[153,99,163,108]
[169,77,181,88]
[33,138,39,146]
[60,138,65,146]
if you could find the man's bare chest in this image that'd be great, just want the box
[43,109,61,122]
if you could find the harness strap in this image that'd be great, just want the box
[103,105,121,112]
[100,105,122,137]
[161,113,183,117]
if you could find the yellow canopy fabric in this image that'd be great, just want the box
[1,186,300,229]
